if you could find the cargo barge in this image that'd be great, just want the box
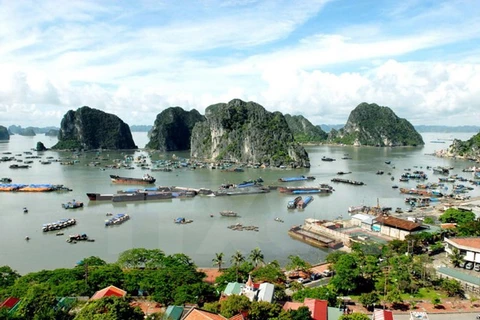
[110,174,156,185]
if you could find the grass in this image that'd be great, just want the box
[401,288,447,301]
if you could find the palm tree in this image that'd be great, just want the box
[449,247,464,267]
[212,252,224,271]
[249,247,264,267]
[230,250,245,281]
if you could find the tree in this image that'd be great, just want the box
[457,219,480,236]
[74,296,144,320]
[326,251,347,264]
[219,294,251,318]
[359,292,380,311]
[117,248,165,269]
[212,253,224,271]
[439,208,475,224]
[431,296,441,308]
[290,306,313,320]
[285,255,311,272]
[292,286,338,306]
[339,313,370,320]
[251,261,285,283]
[76,256,107,267]
[230,250,245,281]
[0,265,20,289]
[329,254,361,293]
[249,247,265,267]
[15,283,70,320]
[449,247,464,267]
[249,300,281,320]
[441,278,463,297]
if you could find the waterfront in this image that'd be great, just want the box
[0,132,478,274]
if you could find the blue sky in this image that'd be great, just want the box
[1,0,479,127]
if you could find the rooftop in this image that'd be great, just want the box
[375,215,423,231]
[447,237,480,250]
[90,285,126,300]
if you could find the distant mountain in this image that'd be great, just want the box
[414,125,480,133]
[0,126,9,140]
[130,125,153,132]
[446,132,480,160]
[284,114,327,142]
[8,125,59,135]
[328,102,424,147]
[319,124,343,133]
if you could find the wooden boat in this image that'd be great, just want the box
[287,196,302,209]
[220,210,238,217]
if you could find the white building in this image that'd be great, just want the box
[444,237,480,263]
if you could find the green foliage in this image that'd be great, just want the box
[359,292,380,309]
[15,283,71,320]
[330,254,361,293]
[285,255,311,272]
[249,248,265,267]
[0,266,20,290]
[76,256,107,267]
[290,306,313,320]
[73,296,144,320]
[0,126,9,140]
[339,313,370,320]
[456,219,480,236]
[292,286,338,306]
[212,252,224,271]
[441,278,463,297]
[431,296,441,307]
[439,208,475,224]
[249,300,282,320]
[219,294,251,318]
[117,248,166,269]
[52,139,82,150]
[250,261,286,284]
[423,217,435,225]
[284,114,327,143]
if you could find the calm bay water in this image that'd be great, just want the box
[0,132,478,274]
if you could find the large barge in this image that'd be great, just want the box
[278,184,334,194]
[214,186,270,196]
[110,174,156,185]
[288,224,342,249]
[331,178,365,186]
[278,176,315,182]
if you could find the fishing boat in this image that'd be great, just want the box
[219,210,238,217]
[297,196,314,209]
[0,178,12,183]
[62,200,84,209]
[105,213,130,226]
[278,176,315,182]
[287,196,302,209]
[110,173,156,184]
[174,217,193,224]
[278,184,334,194]
[331,178,365,186]
[321,156,336,162]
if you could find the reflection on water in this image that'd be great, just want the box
[0,132,478,274]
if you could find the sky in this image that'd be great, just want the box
[1,0,480,128]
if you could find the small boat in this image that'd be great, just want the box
[1,178,12,183]
[23,207,28,213]
[56,232,64,236]
[337,171,351,175]
[321,156,336,162]
[287,196,302,209]
[220,210,238,217]
[174,217,193,224]
[376,170,384,175]
[274,217,284,223]
[392,185,399,189]
[25,236,30,241]
[62,200,83,209]
[385,161,391,164]
[105,213,130,226]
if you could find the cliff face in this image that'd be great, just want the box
[52,106,137,150]
[446,132,480,159]
[284,114,327,143]
[190,99,310,167]
[0,126,9,140]
[329,102,424,147]
[146,107,205,151]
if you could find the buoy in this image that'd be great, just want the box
[25,236,30,241]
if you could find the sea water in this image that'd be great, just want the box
[0,132,477,274]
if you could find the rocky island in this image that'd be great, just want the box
[284,114,327,143]
[0,125,9,140]
[52,106,137,150]
[146,107,205,151]
[190,99,310,167]
[328,102,424,147]
[439,132,480,160]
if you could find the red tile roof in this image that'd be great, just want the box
[375,215,422,231]
[283,299,328,320]
[130,300,162,316]
[183,308,228,320]
[449,237,480,250]
[0,297,20,309]
[90,285,127,300]
[373,309,394,320]
[229,314,247,320]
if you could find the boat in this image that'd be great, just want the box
[220,210,238,217]
[278,176,315,182]
[110,173,156,185]
[66,233,92,243]
[432,167,449,175]
[321,156,336,162]
[331,178,365,186]
[105,213,130,226]
[287,196,302,209]
[278,184,334,194]
[62,200,84,209]
[23,207,28,213]
[86,193,114,201]
[376,170,384,175]
[214,186,270,196]
[9,164,30,169]
[297,196,313,209]
[0,178,12,183]
[385,161,391,164]
[274,217,284,223]
[337,171,351,175]
[174,217,193,224]
[42,218,77,232]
